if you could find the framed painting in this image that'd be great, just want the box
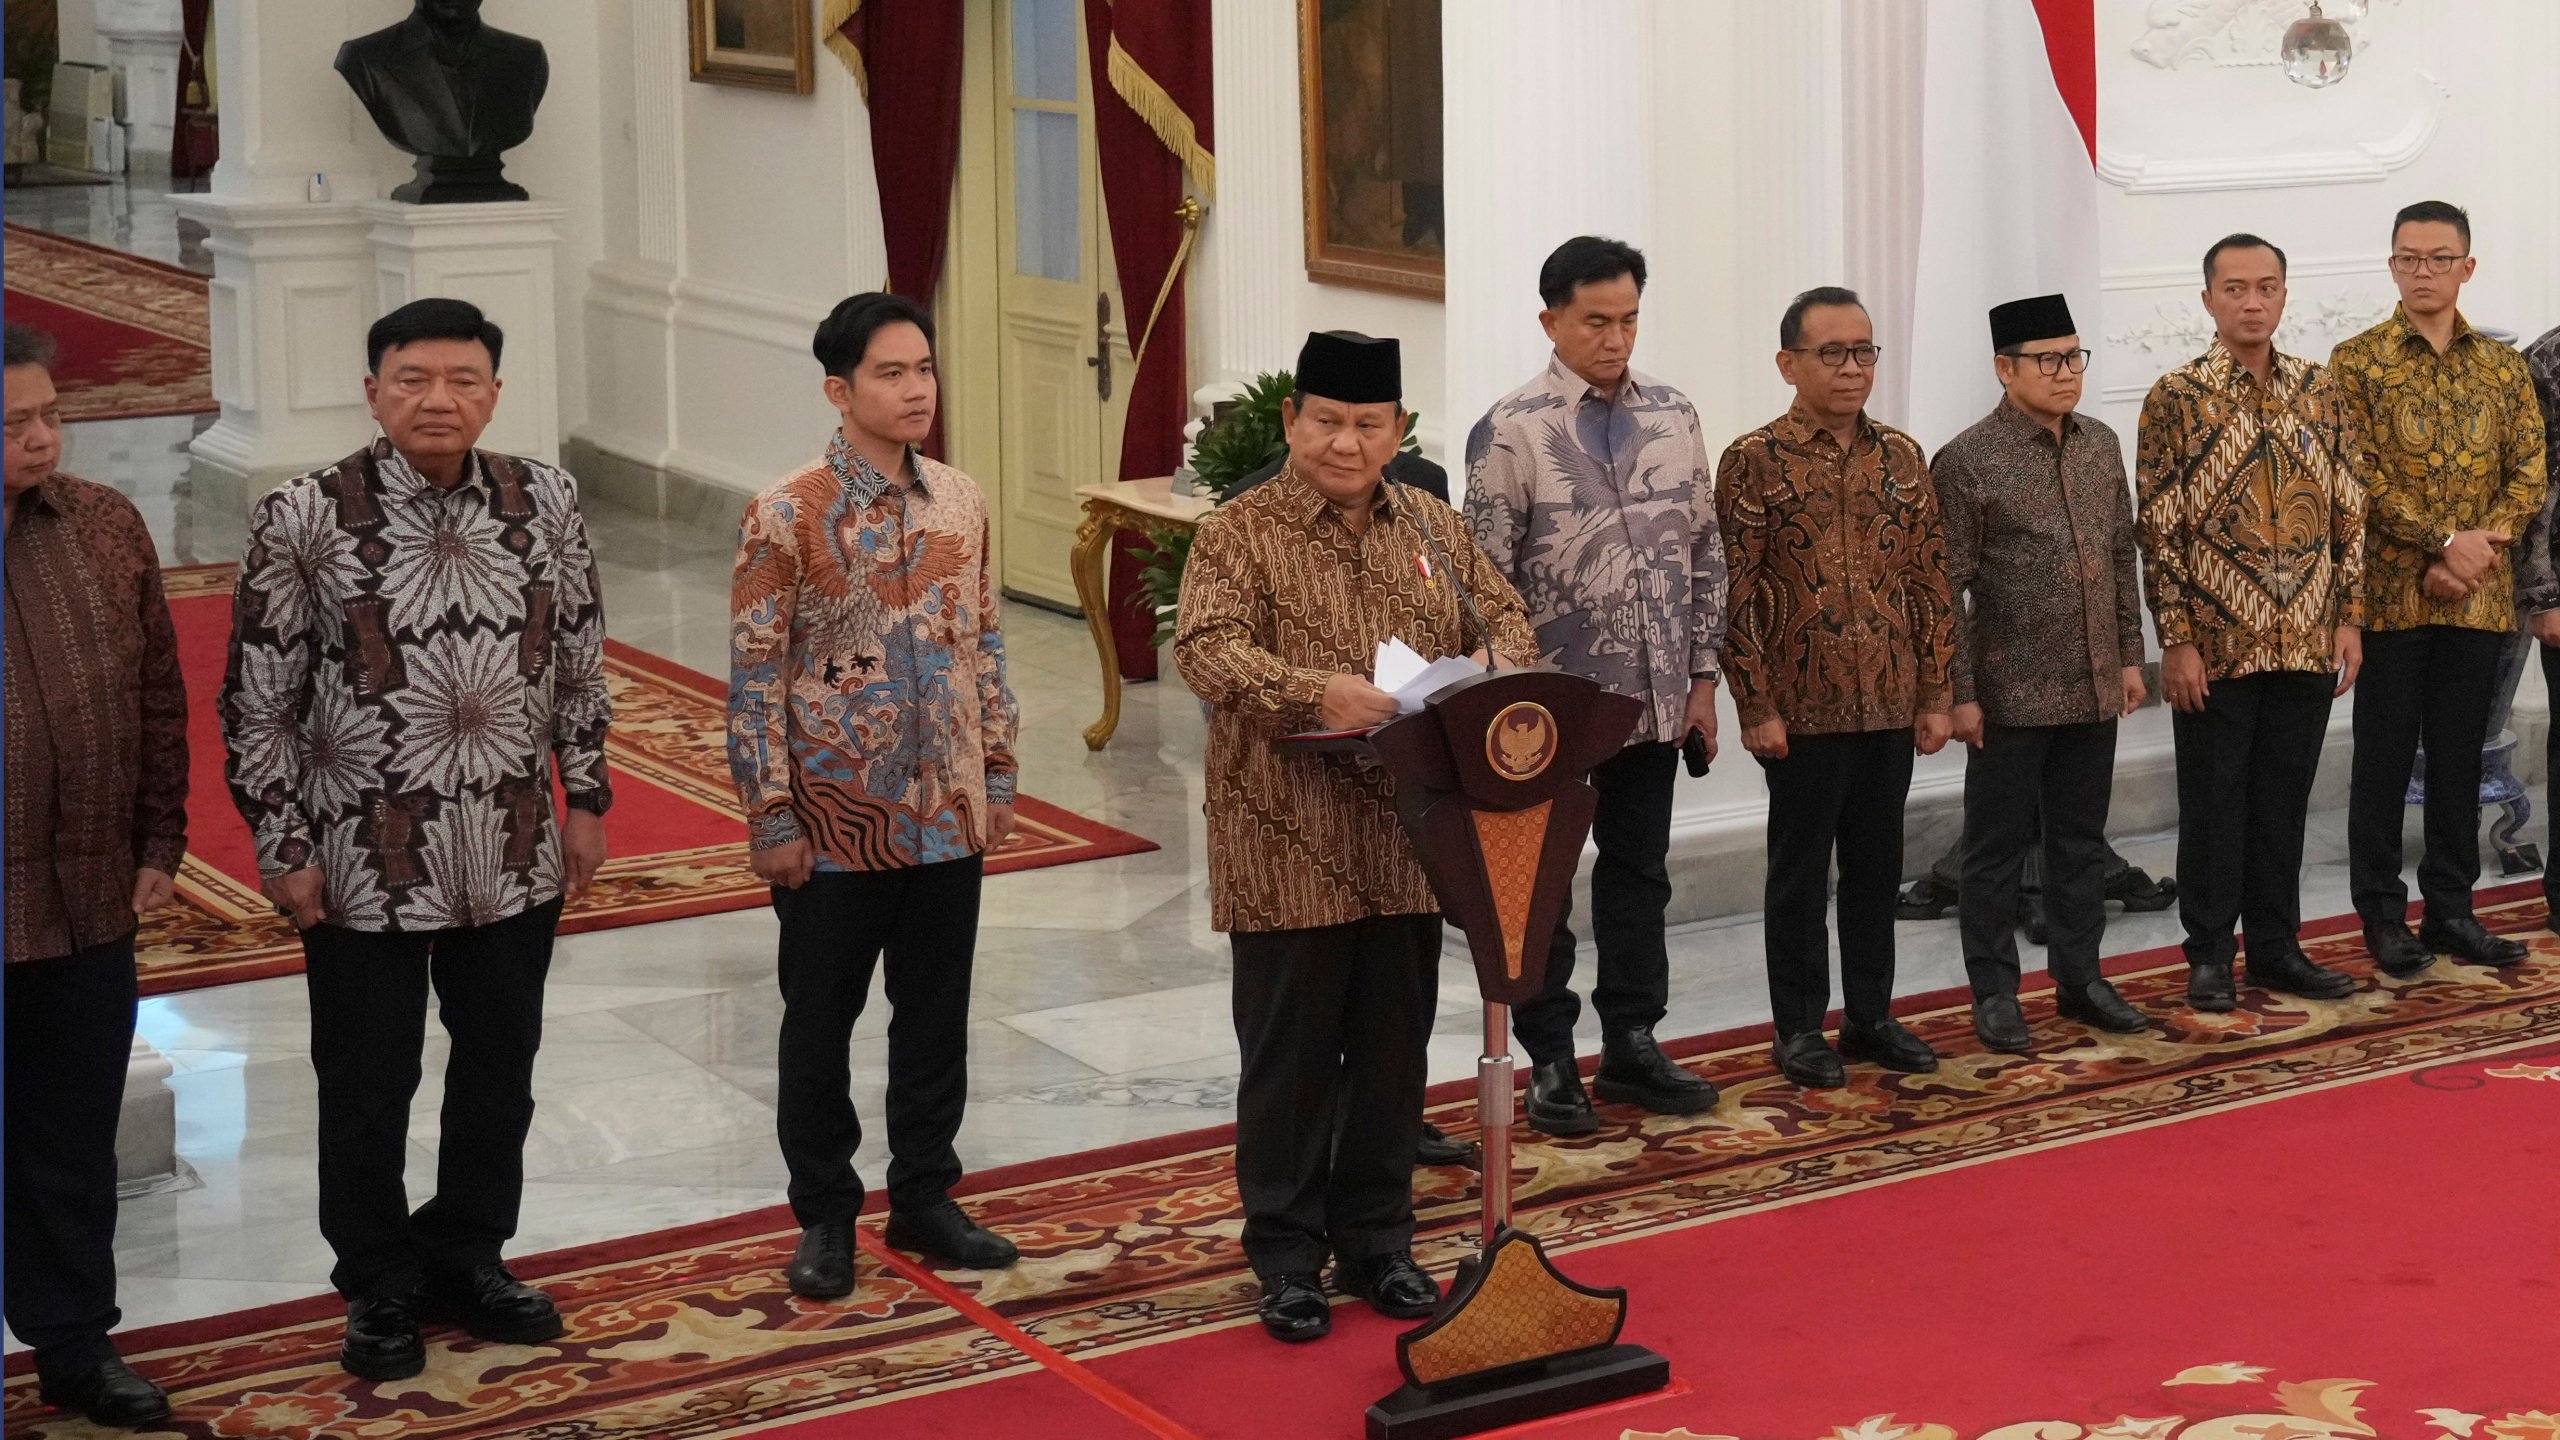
[1298,0,1444,298]
[689,0,816,95]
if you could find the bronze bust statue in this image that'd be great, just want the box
[336,0,548,204]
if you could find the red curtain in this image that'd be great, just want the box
[1082,0,1214,679]
[171,0,216,178]
[835,0,966,458]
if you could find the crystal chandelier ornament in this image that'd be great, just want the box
[2282,1,2354,88]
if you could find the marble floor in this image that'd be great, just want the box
[4,178,2540,1350]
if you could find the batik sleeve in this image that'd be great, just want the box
[728,491,805,849]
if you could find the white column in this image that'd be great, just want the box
[1442,0,1657,484]
[364,200,569,465]
[173,0,397,495]
[1840,0,1926,429]
[95,0,184,177]
[1193,0,1302,414]
[577,0,687,481]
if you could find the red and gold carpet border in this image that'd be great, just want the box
[11,891,2556,1439]
[1,222,215,421]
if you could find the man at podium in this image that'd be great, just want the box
[1175,331,1539,1346]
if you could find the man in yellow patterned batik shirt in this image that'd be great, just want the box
[2137,233,2367,1015]
[1175,331,1539,1347]
[2330,201,2549,979]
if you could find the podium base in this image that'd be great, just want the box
[1363,1343,1670,1440]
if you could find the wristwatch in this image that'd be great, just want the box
[2438,529,2459,554]
[565,786,614,816]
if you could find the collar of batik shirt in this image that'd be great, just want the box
[2381,302,2481,355]
[2197,338,2310,404]
[825,430,928,507]
[371,435,491,504]
[1546,352,1637,411]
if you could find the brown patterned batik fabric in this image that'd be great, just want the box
[220,439,613,933]
[3,474,189,963]
[2507,325,2560,617]
[1174,468,1539,933]
[2136,341,2367,681]
[1714,407,1956,734]
[1934,399,2146,727]
[2328,305,2548,634]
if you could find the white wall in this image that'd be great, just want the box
[1192,0,1446,459]
[56,0,107,66]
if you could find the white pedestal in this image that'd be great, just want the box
[169,193,378,498]
[116,1036,177,1192]
[360,199,568,466]
[97,0,183,178]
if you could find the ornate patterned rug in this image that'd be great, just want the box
[9,890,2556,1437]
[1,223,215,422]
[138,563,1158,996]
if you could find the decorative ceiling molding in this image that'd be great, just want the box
[2096,67,2449,192]
[2130,0,2404,71]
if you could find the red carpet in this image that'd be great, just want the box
[1,223,215,421]
[138,563,1159,995]
[9,892,2556,1437]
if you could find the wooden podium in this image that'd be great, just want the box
[1358,669,1672,1439]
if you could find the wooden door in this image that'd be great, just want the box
[991,0,1129,607]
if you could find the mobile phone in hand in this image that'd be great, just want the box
[1682,727,1711,777]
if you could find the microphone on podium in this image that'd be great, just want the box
[1393,481,1499,671]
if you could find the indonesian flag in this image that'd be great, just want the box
[1904,0,2100,454]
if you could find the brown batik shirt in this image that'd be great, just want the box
[2136,342,2366,681]
[4,474,189,962]
[1715,408,1956,734]
[1934,400,2146,728]
[1174,468,1540,933]
[220,439,612,933]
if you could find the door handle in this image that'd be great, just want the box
[1087,292,1113,401]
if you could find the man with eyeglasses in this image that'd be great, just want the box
[2330,200,2548,979]
[2136,234,2366,1013]
[1935,295,2149,1052]
[1719,287,1955,1089]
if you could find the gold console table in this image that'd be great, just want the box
[1070,477,1216,750]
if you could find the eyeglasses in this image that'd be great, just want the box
[2005,348,2092,376]
[1786,343,1882,369]
[2388,253,2467,276]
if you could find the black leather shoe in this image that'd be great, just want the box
[1771,1032,1846,1089]
[786,1221,856,1300]
[2249,945,2360,999]
[38,1355,170,1428]
[1415,1122,1475,1168]
[1592,1027,1720,1114]
[2054,979,2148,1034]
[425,1261,564,1345]
[2418,915,2529,968]
[2186,959,2236,1012]
[341,1288,427,1380]
[1257,1272,1332,1342]
[1970,993,2032,1053]
[1895,874,1958,921]
[1524,1059,1598,1136]
[1333,1251,1440,1320]
[2364,922,2434,979]
[1838,1016,1939,1073]
[2107,866,2178,912]
[885,1199,1020,1269]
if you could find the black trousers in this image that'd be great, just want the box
[2546,642,2560,913]
[4,935,139,1383]
[1759,729,1914,1037]
[774,856,983,1227]
[302,897,561,1300]
[1229,913,1441,1279]
[2173,670,2334,965]
[1513,740,1676,1065]
[2348,625,2504,926]
[1959,719,2118,998]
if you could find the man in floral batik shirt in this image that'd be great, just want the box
[2507,321,2560,917]
[1465,236,1724,1134]
[221,299,613,1382]
[728,293,1023,1303]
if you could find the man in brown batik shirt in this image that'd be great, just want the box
[1718,287,1956,1093]
[4,323,184,1429]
